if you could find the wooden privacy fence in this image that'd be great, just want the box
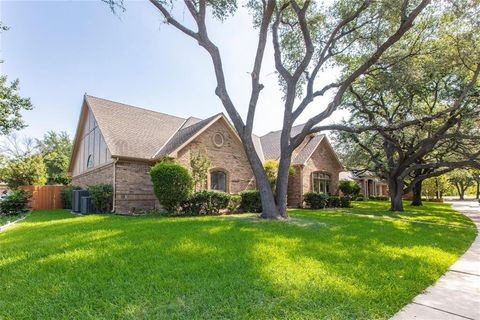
[19,185,65,210]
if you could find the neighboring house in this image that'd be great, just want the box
[68,95,343,213]
[339,171,389,198]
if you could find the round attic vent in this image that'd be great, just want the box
[213,132,225,147]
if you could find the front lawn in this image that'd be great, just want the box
[0,201,476,319]
[0,213,25,227]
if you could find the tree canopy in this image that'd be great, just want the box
[332,3,480,210]
[104,0,434,218]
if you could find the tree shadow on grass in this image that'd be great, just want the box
[0,209,475,319]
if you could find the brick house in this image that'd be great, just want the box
[339,171,389,198]
[68,95,343,213]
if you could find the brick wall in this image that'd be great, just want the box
[114,160,158,213]
[287,165,303,207]
[72,162,114,188]
[176,119,256,194]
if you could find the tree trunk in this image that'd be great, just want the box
[476,181,479,200]
[275,152,293,219]
[411,180,423,206]
[455,182,465,200]
[241,136,280,219]
[388,177,404,211]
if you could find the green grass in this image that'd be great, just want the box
[0,202,476,319]
[0,213,25,227]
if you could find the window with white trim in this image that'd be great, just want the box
[312,171,331,194]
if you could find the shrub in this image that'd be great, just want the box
[227,195,242,213]
[339,180,361,197]
[340,196,352,208]
[181,190,230,215]
[303,192,329,209]
[354,194,364,201]
[0,189,31,215]
[150,162,193,213]
[87,183,113,213]
[59,186,82,209]
[328,196,341,208]
[240,190,262,213]
[373,196,389,201]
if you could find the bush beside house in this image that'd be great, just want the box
[181,190,230,215]
[303,192,351,209]
[150,161,194,213]
[339,180,360,197]
[240,190,262,213]
[87,184,113,213]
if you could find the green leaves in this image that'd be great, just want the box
[0,76,33,135]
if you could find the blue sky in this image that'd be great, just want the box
[1,0,341,140]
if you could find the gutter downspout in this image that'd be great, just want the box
[112,157,119,213]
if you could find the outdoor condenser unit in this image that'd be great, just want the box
[80,196,95,215]
[72,190,89,212]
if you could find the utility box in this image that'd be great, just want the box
[72,190,89,212]
[80,196,95,215]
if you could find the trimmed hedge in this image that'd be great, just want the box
[353,194,364,201]
[328,196,341,208]
[303,192,329,209]
[227,195,241,213]
[340,196,352,208]
[369,196,389,201]
[87,183,113,213]
[303,192,351,209]
[150,162,193,213]
[59,186,81,209]
[240,190,262,213]
[181,190,230,215]
[0,189,31,216]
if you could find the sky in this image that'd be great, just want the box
[1,0,344,141]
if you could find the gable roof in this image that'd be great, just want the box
[85,95,190,160]
[155,114,222,157]
[260,124,306,160]
[70,95,342,168]
[293,134,325,165]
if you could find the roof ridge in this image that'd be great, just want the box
[85,94,188,121]
[152,113,222,158]
[260,123,306,138]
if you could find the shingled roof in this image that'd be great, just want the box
[85,95,189,160]
[155,114,222,158]
[76,95,336,166]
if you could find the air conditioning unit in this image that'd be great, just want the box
[80,196,95,215]
[72,190,89,212]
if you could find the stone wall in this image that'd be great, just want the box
[114,160,158,213]
[72,162,114,188]
[176,119,256,194]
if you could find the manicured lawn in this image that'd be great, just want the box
[0,202,476,319]
[0,213,25,227]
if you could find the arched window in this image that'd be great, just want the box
[210,170,227,192]
[312,171,331,194]
[87,154,94,169]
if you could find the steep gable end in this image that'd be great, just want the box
[68,100,112,175]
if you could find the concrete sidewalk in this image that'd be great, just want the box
[392,200,480,320]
